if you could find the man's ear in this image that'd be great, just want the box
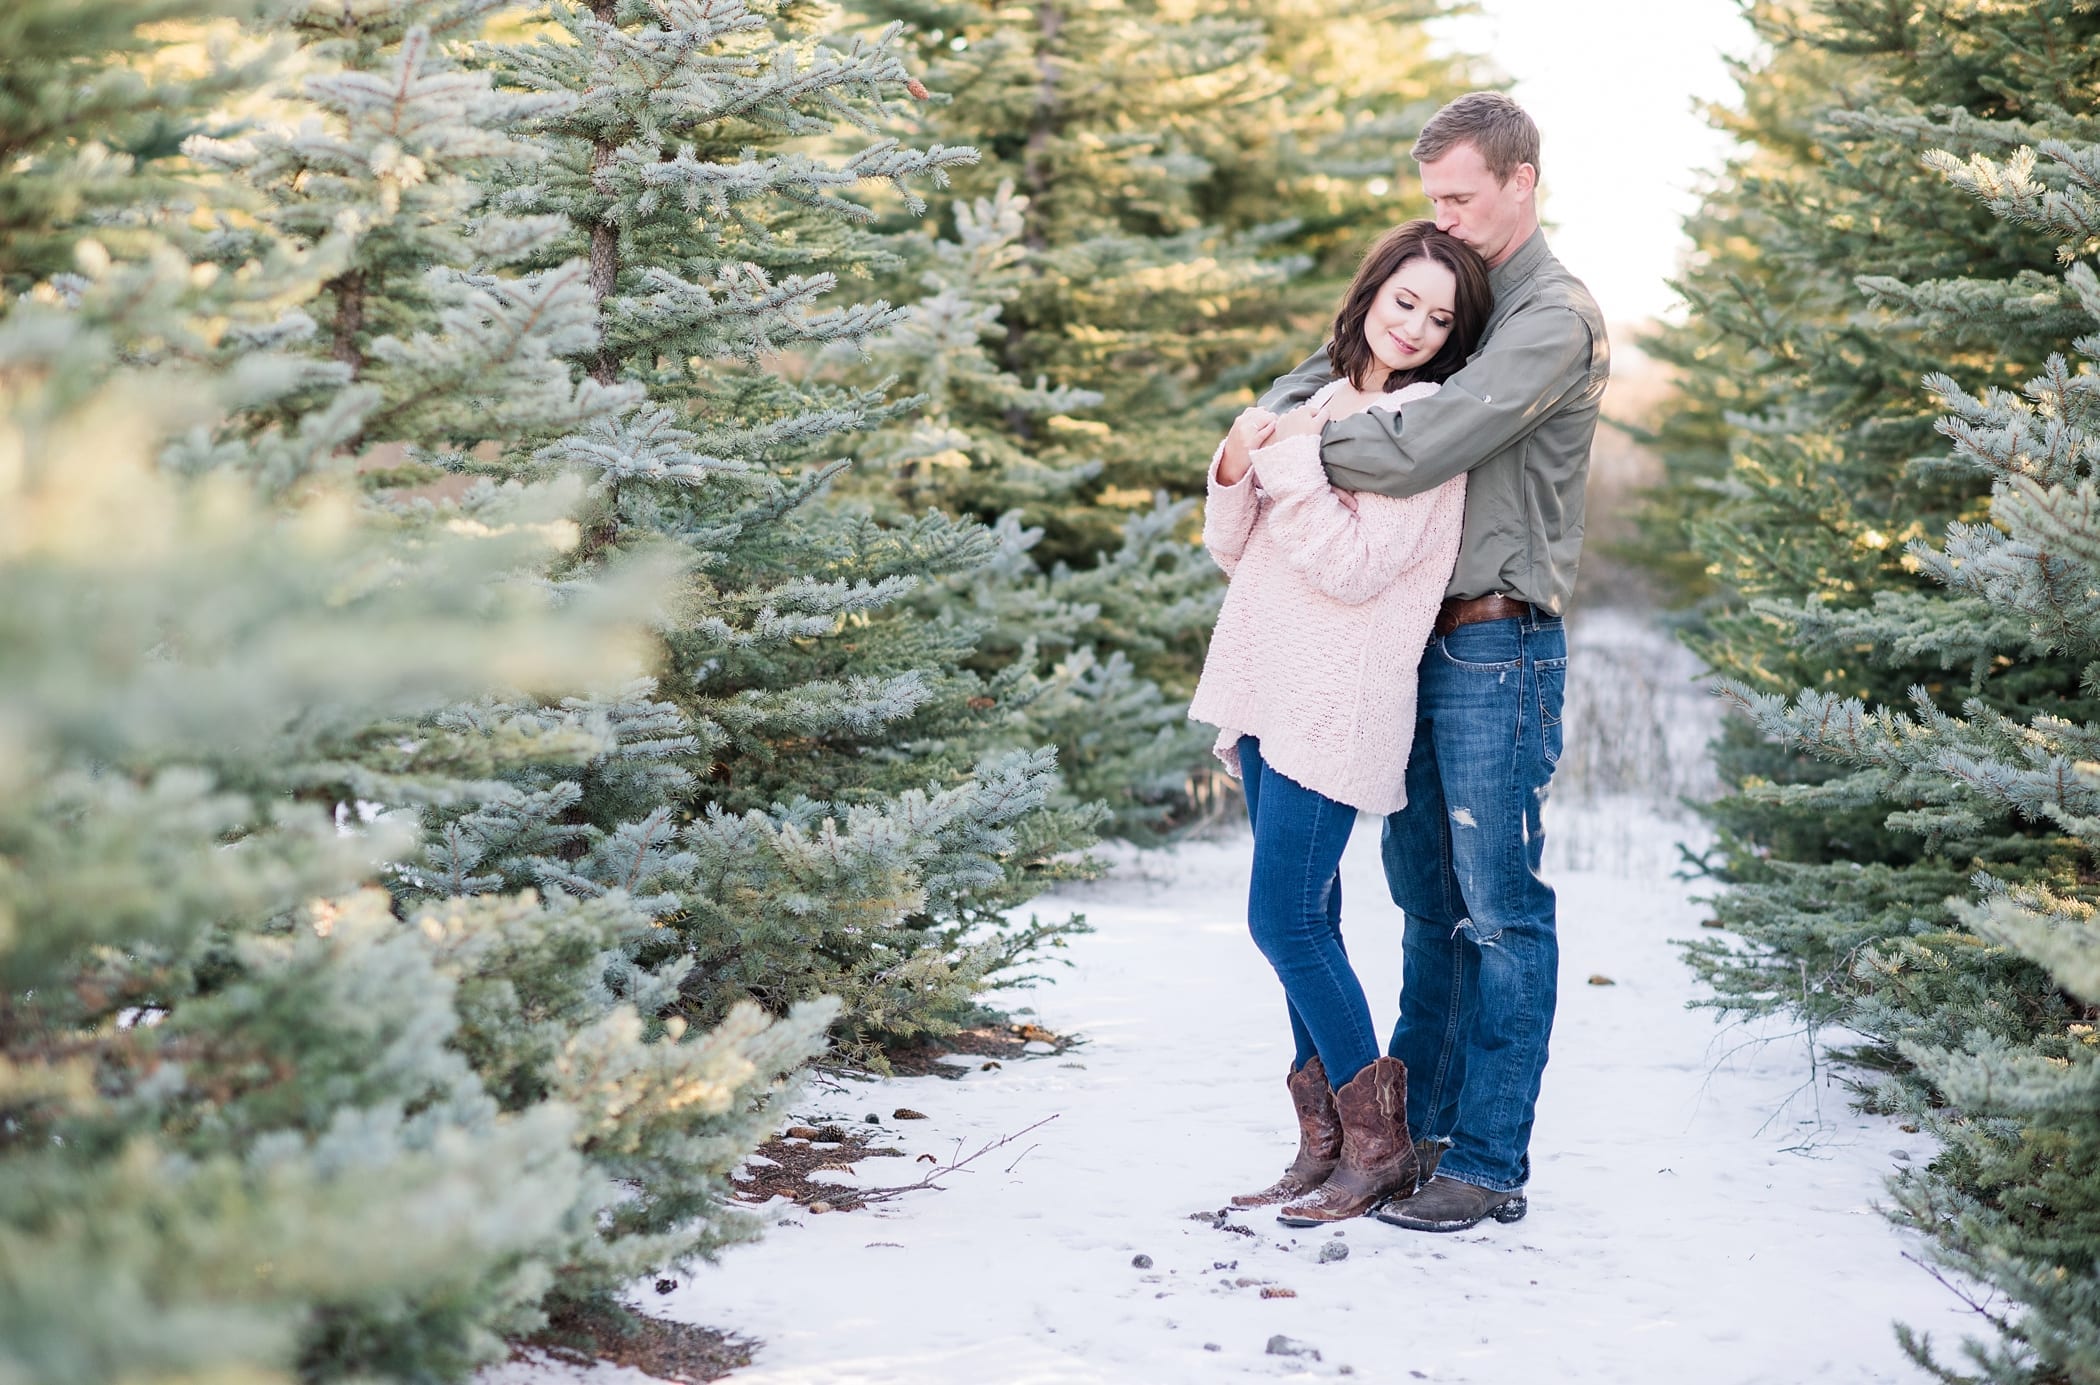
[1511,162,1539,198]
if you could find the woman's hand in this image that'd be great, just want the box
[1217,406,1275,485]
[1268,404,1326,442]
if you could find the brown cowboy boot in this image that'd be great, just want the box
[1276,1056,1420,1226]
[1231,1056,1343,1207]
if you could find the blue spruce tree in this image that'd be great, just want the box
[1694,86,2100,1385]
[427,0,1103,1083]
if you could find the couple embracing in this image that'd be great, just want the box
[1189,92,1609,1234]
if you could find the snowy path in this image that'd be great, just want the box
[486,616,1970,1383]
[626,802,1963,1384]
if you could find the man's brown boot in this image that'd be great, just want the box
[1231,1056,1342,1207]
[1276,1056,1420,1226]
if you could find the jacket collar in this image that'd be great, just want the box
[1489,227,1552,298]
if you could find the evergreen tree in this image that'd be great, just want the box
[0,0,269,293]
[831,0,1292,636]
[181,0,851,1314]
[178,0,641,496]
[0,157,624,1385]
[424,0,1102,1079]
[1641,0,2100,1025]
[2,9,834,1376]
[1188,0,1477,303]
[1724,131,2100,1385]
[1642,2,2100,1378]
[832,180,1223,830]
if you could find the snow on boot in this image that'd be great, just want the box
[1374,1174,1528,1232]
[1276,1056,1419,1226]
[1232,1056,1342,1207]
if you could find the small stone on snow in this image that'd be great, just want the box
[892,1107,928,1120]
[1318,1240,1349,1262]
[1131,1253,1153,1269]
[1266,1334,1320,1360]
[1587,974,1616,986]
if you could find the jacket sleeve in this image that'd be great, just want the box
[1318,305,1596,498]
[1251,433,1463,606]
[1257,347,1339,412]
[1201,440,1261,576]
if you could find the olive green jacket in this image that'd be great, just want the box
[1257,228,1609,615]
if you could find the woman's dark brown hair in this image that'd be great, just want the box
[1326,219,1492,392]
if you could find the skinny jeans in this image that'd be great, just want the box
[1237,735,1381,1090]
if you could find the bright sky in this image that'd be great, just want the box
[1431,0,1760,327]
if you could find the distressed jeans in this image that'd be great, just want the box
[1238,735,1382,1089]
[1381,612,1566,1193]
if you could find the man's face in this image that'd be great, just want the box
[1418,142,1536,268]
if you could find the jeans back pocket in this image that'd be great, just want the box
[1535,656,1567,767]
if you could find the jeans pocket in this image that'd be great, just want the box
[1535,657,1567,766]
[1436,619,1523,672]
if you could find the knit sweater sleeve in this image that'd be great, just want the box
[1201,439,1261,576]
[1251,433,1464,606]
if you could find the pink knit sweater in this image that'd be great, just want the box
[1186,380,1466,815]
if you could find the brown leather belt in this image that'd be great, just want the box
[1433,593,1535,638]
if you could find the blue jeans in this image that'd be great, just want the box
[1381,612,1566,1193]
[1238,736,1381,1090]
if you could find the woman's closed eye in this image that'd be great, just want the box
[1394,295,1452,329]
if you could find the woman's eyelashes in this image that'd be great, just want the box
[1392,295,1452,329]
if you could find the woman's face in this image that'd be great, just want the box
[1361,256,1459,378]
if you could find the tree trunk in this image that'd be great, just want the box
[587,0,620,385]
[328,268,366,373]
[1021,0,1060,253]
[1003,0,1062,440]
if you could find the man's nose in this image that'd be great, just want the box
[1434,208,1459,232]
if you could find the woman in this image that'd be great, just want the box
[1188,220,1491,1226]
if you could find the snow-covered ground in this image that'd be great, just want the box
[493,612,1972,1383]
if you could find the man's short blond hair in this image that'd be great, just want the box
[1412,92,1540,184]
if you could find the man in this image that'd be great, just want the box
[1260,91,1609,1232]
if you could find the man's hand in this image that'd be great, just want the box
[1217,406,1276,485]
